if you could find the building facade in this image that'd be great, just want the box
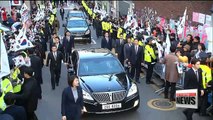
[95,0,134,18]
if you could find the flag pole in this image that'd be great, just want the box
[182,7,187,41]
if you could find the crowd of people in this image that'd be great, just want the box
[0,0,77,119]
[0,0,212,120]
[83,1,213,120]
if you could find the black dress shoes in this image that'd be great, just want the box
[146,81,154,84]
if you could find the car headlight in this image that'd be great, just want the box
[127,83,138,97]
[85,29,90,35]
[82,89,93,100]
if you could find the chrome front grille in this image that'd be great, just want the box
[72,32,84,36]
[92,90,127,103]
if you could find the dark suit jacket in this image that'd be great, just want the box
[46,51,64,71]
[13,77,38,113]
[62,36,75,54]
[123,43,132,61]
[49,38,54,52]
[56,43,64,54]
[101,37,112,50]
[60,8,65,15]
[115,39,125,62]
[0,114,14,120]
[3,105,27,120]
[29,54,42,84]
[61,86,83,120]
[129,45,144,65]
[184,68,204,95]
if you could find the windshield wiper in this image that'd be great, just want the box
[79,77,85,83]
[108,71,125,81]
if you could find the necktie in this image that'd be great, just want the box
[54,52,57,60]
[195,71,199,82]
[135,46,138,54]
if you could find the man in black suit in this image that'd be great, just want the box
[123,37,133,75]
[46,45,65,90]
[10,67,38,120]
[28,48,43,99]
[54,36,64,54]
[183,58,204,120]
[60,5,65,21]
[44,20,51,43]
[115,34,125,65]
[62,31,75,64]
[3,92,27,120]
[101,31,112,51]
[129,38,144,83]
[49,33,57,52]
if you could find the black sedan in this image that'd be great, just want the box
[68,48,140,114]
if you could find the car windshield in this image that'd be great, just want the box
[78,57,124,76]
[69,13,84,18]
[67,20,87,28]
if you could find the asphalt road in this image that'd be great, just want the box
[35,3,212,120]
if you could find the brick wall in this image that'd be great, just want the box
[133,1,213,21]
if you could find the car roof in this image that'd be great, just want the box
[75,48,115,59]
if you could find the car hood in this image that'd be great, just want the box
[80,73,128,93]
[67,27,88,32]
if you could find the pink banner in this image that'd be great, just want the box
[192,12,199,22]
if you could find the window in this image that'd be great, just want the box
[69,13,84,18]
[78,57,124,76]
[67,20,87,28]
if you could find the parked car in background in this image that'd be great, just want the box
[66,10,88,19]
[63,17,91,43]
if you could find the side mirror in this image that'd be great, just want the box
[62,24,66,27]
[65,17,68,19]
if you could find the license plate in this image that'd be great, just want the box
[102,103,122,110]
[74,37,83,40]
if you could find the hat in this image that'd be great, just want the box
[146,37,154,42]
[183,44,190,51]
[199,52,208,61]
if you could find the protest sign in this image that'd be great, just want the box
[205,27,213,52]
[192,12,199,23]
[176,89,198,109]
[205,15,212,26]
[198,13,205,24]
